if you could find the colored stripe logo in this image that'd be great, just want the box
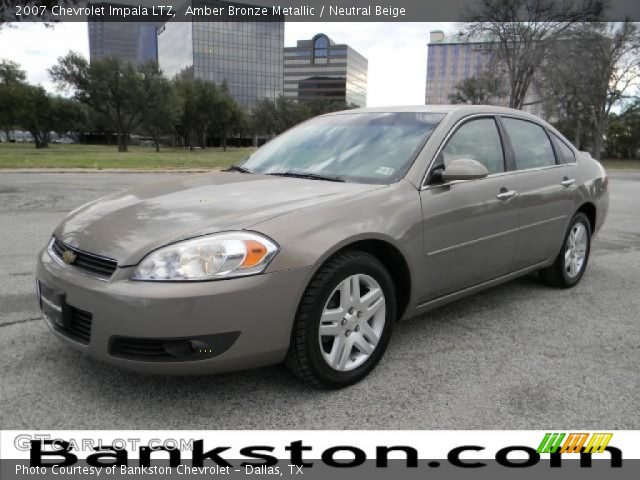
[537,433,612,454]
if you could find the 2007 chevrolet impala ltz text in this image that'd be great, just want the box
[37,105,608,387]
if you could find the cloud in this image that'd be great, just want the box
[0,23,89,92]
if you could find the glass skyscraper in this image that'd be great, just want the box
[158,0,284,109]
[284,33,368,107]
[88,3,159,64]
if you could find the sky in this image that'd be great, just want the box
[0,21,456,106]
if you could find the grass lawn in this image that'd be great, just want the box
[601,159,640,171]
[1,142,638,172]
[0,143,253,170]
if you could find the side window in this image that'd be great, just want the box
[501,117,556,169]
[436,118,505,174]
[551,133,576,164]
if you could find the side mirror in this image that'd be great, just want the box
[441,158,489,182]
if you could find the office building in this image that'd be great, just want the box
[284,33,368,107]
[425,30,498,104]
[425,30,541,114]
[88,3,159,64]
[157,0,284,109]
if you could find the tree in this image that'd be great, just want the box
[303,98,355,116]
[448,71,507,104]
[85,107,115,144]
[138,62,178,152]
[252,96,357,137]
[604,98,640,159]
[252,97,279,136]
[606,109,640,159]
[0,59,27,141]
[273,95,311,133]
[15,86,84,148]
[535,33,595,148]
[173,69,197,150]
[465,0,604,109]
[580,22,640,159]
[15,84,50,148]
[1,59,84,147]
[0,59,25,83]
[253,95,310,135]
[49,95,86,137]
[209,81,246,151]
[193,80,218,149]
[537,21,640,158]
[50,52,149,152]
[173,70,221,150]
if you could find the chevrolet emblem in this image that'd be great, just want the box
[62,250,77,265]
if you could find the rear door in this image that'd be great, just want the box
[418,116,520,302]
[498,116,577,270]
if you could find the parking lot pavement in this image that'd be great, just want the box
[0,172,638,430]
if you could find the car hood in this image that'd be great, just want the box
[54,172,382,266]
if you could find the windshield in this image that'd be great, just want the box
[239,112,445,184]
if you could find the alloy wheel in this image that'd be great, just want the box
[565,223,588,278]
[318,274,386,372]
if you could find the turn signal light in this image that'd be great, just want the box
[241,240,268,269]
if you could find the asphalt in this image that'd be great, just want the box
[0,172,638,429]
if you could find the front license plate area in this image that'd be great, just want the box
[38,281,70,328]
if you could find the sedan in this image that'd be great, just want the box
[36,105,609,388]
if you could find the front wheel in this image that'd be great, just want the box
[540,212,592,288]
[285,250,396,388]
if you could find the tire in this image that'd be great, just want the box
[285,250,396,388]
[540,212,592,288]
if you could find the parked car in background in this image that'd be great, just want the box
[36,105,608,387]
[12,131,34,143]
[51,137,75,144]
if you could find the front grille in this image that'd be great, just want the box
[67,307,92,344]
[53,306,93,345]
[50,237,117,278]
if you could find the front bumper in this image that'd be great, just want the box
[36,248,311,375]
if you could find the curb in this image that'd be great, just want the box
[0,168,220,174]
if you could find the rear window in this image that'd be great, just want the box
[551,133,576,164]
[502,117,556,170]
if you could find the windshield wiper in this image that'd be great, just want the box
[266,171,345,183]
[224,165,253,173]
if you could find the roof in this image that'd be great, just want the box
[293,33,337,48]
[332,104,521,114]
[328,104,546,123]
[428,33,497,45]
[337,105,459,113]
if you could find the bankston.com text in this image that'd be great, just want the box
[21,439,623,472]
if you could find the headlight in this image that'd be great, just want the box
[131,232,278,281]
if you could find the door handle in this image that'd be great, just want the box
[496,189,517,200]
[561,177,576,187]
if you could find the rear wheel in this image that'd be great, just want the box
[285,250,396,388]
[540,212,591,288]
